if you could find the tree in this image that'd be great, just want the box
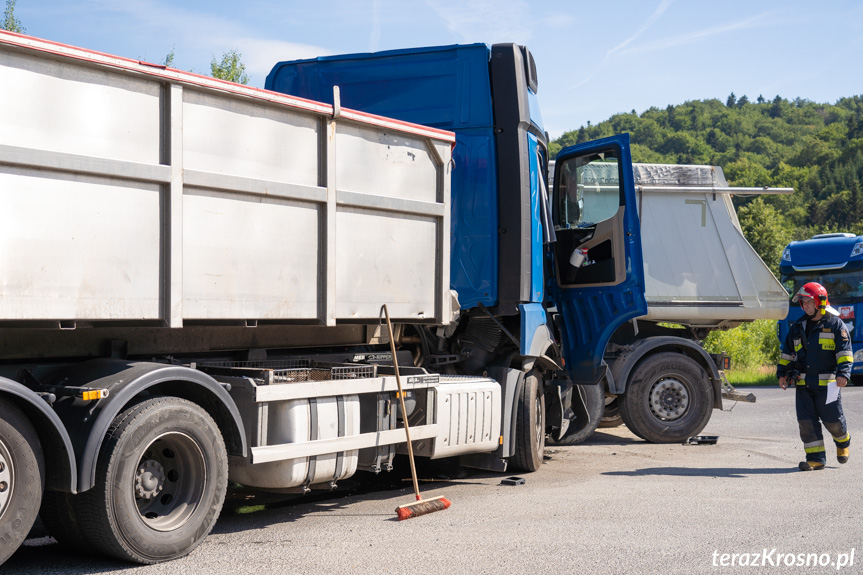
[726,92,736,107]
[737,198,792,278]
[211,49,249,84]
[2,0,24,33]
[162,47,175,68]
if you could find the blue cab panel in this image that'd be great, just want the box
[267,44,494,130]
[267,45,500,309]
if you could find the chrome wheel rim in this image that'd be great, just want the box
[648,377,689,420]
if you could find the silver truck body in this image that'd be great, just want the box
[0,32,527,566]
[0,33,453,330]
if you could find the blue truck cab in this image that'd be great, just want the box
[267,43,647,449]
[779,233,863,381]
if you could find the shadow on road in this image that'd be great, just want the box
[603,466,798,478]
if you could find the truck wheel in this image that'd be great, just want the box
[619,352,712,443]
[512,369,545,472]
[40,490,97,555]
[78,397,228,564]
[599,396,623,428]
[550,382,603,445]
[0,400,44,566]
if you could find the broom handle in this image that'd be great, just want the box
[382,305,422,501]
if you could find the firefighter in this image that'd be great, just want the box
[777,282,852,471]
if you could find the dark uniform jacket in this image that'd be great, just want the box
[777,313,852,388]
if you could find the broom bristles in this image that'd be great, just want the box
[396,495,451,521]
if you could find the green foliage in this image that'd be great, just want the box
[2,0,24,33]
[736,198,792,278]
[703,320,780,370]
[723,366,776,387]
[162,47,175,68]
[211,49,249,85]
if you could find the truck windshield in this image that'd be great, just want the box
[781,269,863,304]
[557,152,621,229]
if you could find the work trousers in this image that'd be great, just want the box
[796,386,851,464]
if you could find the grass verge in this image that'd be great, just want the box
[724,365,777,387]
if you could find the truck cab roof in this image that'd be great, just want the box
[781,234,863,270]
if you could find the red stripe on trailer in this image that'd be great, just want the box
[0,30,456,144]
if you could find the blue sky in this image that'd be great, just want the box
[10,0,863,139]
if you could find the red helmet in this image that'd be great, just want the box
[792,282,829,310]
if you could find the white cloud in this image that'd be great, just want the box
[613,11,774,57]
[235,38,331,78]
[371,0,382,51]
[78,0,329,83]
[608,0,674,56]
[566,0,674,91]
[425,0,533,44]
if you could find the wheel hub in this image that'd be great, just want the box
[135,459,166,500]
[134,432,206,532]
[649,378,689,420]
[0,441,11,520]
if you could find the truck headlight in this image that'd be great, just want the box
[852,242,863,258]
[782,247,791,261]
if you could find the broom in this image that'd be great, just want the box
[381,304,451,520]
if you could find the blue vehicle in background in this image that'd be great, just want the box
[267,43,738,446]
[779,233,863,383]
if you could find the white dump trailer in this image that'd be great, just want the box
[632,163,788,328]
[0,32,544,566]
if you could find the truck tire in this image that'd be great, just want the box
[76,397,228,564]
[0,399,44,566]
[599,396,623,428]
[550,382,603,445]
[619,352,712,443]
[512,370,545,472]
[40,490,97,555]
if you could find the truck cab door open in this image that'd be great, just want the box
[551,134,646,385]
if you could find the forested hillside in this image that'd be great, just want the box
[550,95,863,274]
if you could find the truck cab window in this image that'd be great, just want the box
[557,151,622,230]
[553,148,626,287]
[782,270,863,304]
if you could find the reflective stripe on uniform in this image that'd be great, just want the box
[819,373,835,386]
[779,358,791,366]
[818,332,835,340]
[833,432,851,443]
[804,441,826,453]
[837,351,853,364]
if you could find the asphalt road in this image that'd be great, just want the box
[5,386,862,574]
